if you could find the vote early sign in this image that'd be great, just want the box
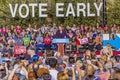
[9,2,103,18]
[14,46,26,57]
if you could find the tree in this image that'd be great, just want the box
[0,0,119,27]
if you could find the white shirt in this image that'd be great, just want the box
[71,27,76,32]
[8,39,15,44]
[49,69,58,80]
[33,29,38,32]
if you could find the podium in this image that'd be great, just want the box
[52,38,70,56]
[52,38,69,43]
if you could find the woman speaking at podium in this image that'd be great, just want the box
[55,25,68,56]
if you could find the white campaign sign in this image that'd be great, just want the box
[103,34,109,40]
[9,2,103,18]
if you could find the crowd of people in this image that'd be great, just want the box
[0,23,120,80]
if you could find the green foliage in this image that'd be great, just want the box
[0,0,120,28]
[107,0,120,26]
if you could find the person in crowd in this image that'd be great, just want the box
[55,25,68,56]
[16,35,22,46]
[8,36,15,46]
[44,33,51,51]
[36,33,44,54]
[22,34,30,47]
[30,34,36,50]
[33,24,38,33]
[10,25,15,34]
[49,58,58,80]
[71,24,76,32]
[67,29,74,40]
[12,33,18,41]
[65,41,72,56]
[88,32,95,51]
[37,68,51,80]
[26,24,32,32]
[41,24,48,34]
[28,71,36,80]
[57,71,69,80]
[95,33,103,51]
[16,25,22,35]
[71,37,77,54]
[1,27,7,35]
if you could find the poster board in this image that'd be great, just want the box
[14,46,26,57]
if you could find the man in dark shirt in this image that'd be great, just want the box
[55,26,68,56]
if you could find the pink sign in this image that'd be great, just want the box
[14,46,26,57]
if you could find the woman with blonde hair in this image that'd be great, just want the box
[37,68,50,78]
[57,71,69,80]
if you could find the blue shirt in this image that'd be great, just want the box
[36,36,43,44]
[13,36,18,41]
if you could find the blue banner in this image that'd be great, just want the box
[103,34,120,50]
[52,38,70,43]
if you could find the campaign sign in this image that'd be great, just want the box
[78,38,88,44]
[52,38,69,43]
[103,34,120,50]
[14,46,26,57]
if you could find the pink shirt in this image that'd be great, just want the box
[1,29,6,34]
[16,28,22,34]
[44,37,51,45]
[80,27,84,31]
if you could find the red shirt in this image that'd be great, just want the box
[76,37,81,45]
[16,28,22,34]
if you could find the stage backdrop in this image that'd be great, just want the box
[103,34,120,50]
